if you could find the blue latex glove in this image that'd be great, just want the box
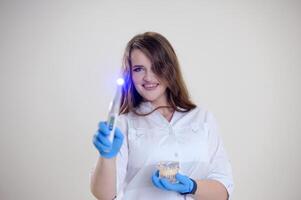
[151,170,195,194]
[93,121,124,159]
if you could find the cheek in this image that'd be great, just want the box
[132,73,145,84]
[131,74,138,84]
[158,81,167,90]
[159,85,167,93]
[131,75,142,89]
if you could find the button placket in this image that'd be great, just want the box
[172,126,180,161]
[168,125,173,135]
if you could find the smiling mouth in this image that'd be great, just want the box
[143,83,159,90]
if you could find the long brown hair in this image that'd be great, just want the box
[119,32,196,116]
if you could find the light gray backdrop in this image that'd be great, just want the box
[1,0,300,199]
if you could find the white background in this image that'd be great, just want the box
[0,0,300,199]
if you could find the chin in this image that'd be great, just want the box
[142,95,159,102]
[141,92,166,104]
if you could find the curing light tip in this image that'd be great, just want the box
[117,78,124,85]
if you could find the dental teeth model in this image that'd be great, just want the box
[157,161,180,183]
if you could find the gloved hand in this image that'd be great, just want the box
[151,170,197,195]
[93,121,124,159]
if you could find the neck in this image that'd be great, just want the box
[150,94,169,108]
[150,101,174,121]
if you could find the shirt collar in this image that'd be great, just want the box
[136,101,184,126]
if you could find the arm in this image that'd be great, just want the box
[192,179,228,200]
[90,157,117,200]
[152,172,229,200]
[90,122,125,200]
[197,111,233,200]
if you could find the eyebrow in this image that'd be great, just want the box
[132,65,145,68]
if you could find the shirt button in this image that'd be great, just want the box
[174,153,178,157]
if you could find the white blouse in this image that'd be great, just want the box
[115,101,234,200]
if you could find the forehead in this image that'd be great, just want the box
[130,49,152,67]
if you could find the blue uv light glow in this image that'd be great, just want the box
[116,78,124,86]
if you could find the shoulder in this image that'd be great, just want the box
[117,112,141,128]
[181,105,220,133]
[119,112,130,120]
[119,111,138,121]
[189,105,218,123]
[181,105,209,123]
[116,113,131,133]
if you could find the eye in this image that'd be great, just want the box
[132,67,143,72]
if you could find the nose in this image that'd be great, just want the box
[143,70,155,82]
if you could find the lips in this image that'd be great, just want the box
[143,83,159,90]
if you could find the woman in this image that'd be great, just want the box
[90,32,234,200]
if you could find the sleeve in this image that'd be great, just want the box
[115,114,129,196]
[205,111,234,200]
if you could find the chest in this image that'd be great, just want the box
[127,121,210,169]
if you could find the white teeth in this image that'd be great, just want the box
[143,84,158,88]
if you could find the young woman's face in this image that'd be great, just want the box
[130,49,168,106]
